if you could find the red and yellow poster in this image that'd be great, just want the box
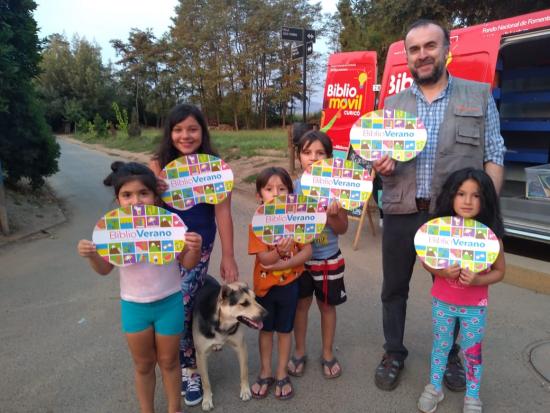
[320,51,377,157]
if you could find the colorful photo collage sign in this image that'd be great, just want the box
[300,158,373,211]
[350,109,427,162]
[414,216,500,273]
[160,154,234,210]
[252,194,327,245]
[92,205,187,267]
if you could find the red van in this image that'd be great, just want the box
[323,9,550,242]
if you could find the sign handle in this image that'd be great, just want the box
[352,181,378,250]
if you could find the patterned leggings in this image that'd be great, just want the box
[179,242,213,369]
[430,297,487,399]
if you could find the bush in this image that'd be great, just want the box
[86,120,95,136]
[93,113,108,138]
[75,118,88,136]
[112,102,128,134]
[106,120,117,136]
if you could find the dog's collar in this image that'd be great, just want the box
[215,308,240,335]
[215,322,239,335]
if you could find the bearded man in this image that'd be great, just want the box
[372,19,505,391]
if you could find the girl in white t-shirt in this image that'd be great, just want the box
[78,161,201,413]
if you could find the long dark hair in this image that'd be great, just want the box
[296,130,333,160]
[255,167,294,196]
[434,168,504,238]
[154,104,218,168]
[103,161,158,200]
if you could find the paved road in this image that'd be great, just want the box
[1,139,549,412]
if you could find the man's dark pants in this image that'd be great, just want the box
[381,212,460,362]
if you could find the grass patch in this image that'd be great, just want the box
[211,129,287,159]
[73,128,162,154]
[72,127,288,160]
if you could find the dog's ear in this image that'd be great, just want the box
[219,285,232,303]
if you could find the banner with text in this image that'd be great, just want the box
[350,109,427,162]
[320,51,377,157]
[252,194,327,245]
[160,154,233,210]
[414,216,500,272]
[92,205,187,267]
[300,158,372,211]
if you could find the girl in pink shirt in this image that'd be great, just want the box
[78,161,202,413]
[417,168,505,413]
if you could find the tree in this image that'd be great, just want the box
[34,34,72,130]
[443,0,550,26]
[111,29,177,128]
[336,0,550,78]
[68,36,114,122]
[0,0,60,188]
[36,33,115,131]
[170,0,326,128]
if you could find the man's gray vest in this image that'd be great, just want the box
[382,77,490,214]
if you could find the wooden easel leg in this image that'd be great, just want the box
[367,197,377,237]
[352,199,369,250]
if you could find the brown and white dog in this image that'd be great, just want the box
[192,275,266,411]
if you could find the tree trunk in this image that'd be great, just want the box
[135,74,140,123]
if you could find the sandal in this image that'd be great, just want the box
[250,376,274,399]
[321,357,342,379]
[275,376,294,400]
[287,355,307,377]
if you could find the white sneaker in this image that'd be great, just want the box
[418,384,444,413]
[463,397,483,413]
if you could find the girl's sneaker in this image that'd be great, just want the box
[181,368,189,396]
[463,397,483,413]
[184,373,203,406]
[417,384,444,413]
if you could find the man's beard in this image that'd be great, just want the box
[411,58,446,85]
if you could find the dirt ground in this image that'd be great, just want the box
[0,182,66,247]
[0,135,297,245]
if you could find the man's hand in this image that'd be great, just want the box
[373,155,395,176]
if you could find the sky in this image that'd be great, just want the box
[34,0,339,111]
